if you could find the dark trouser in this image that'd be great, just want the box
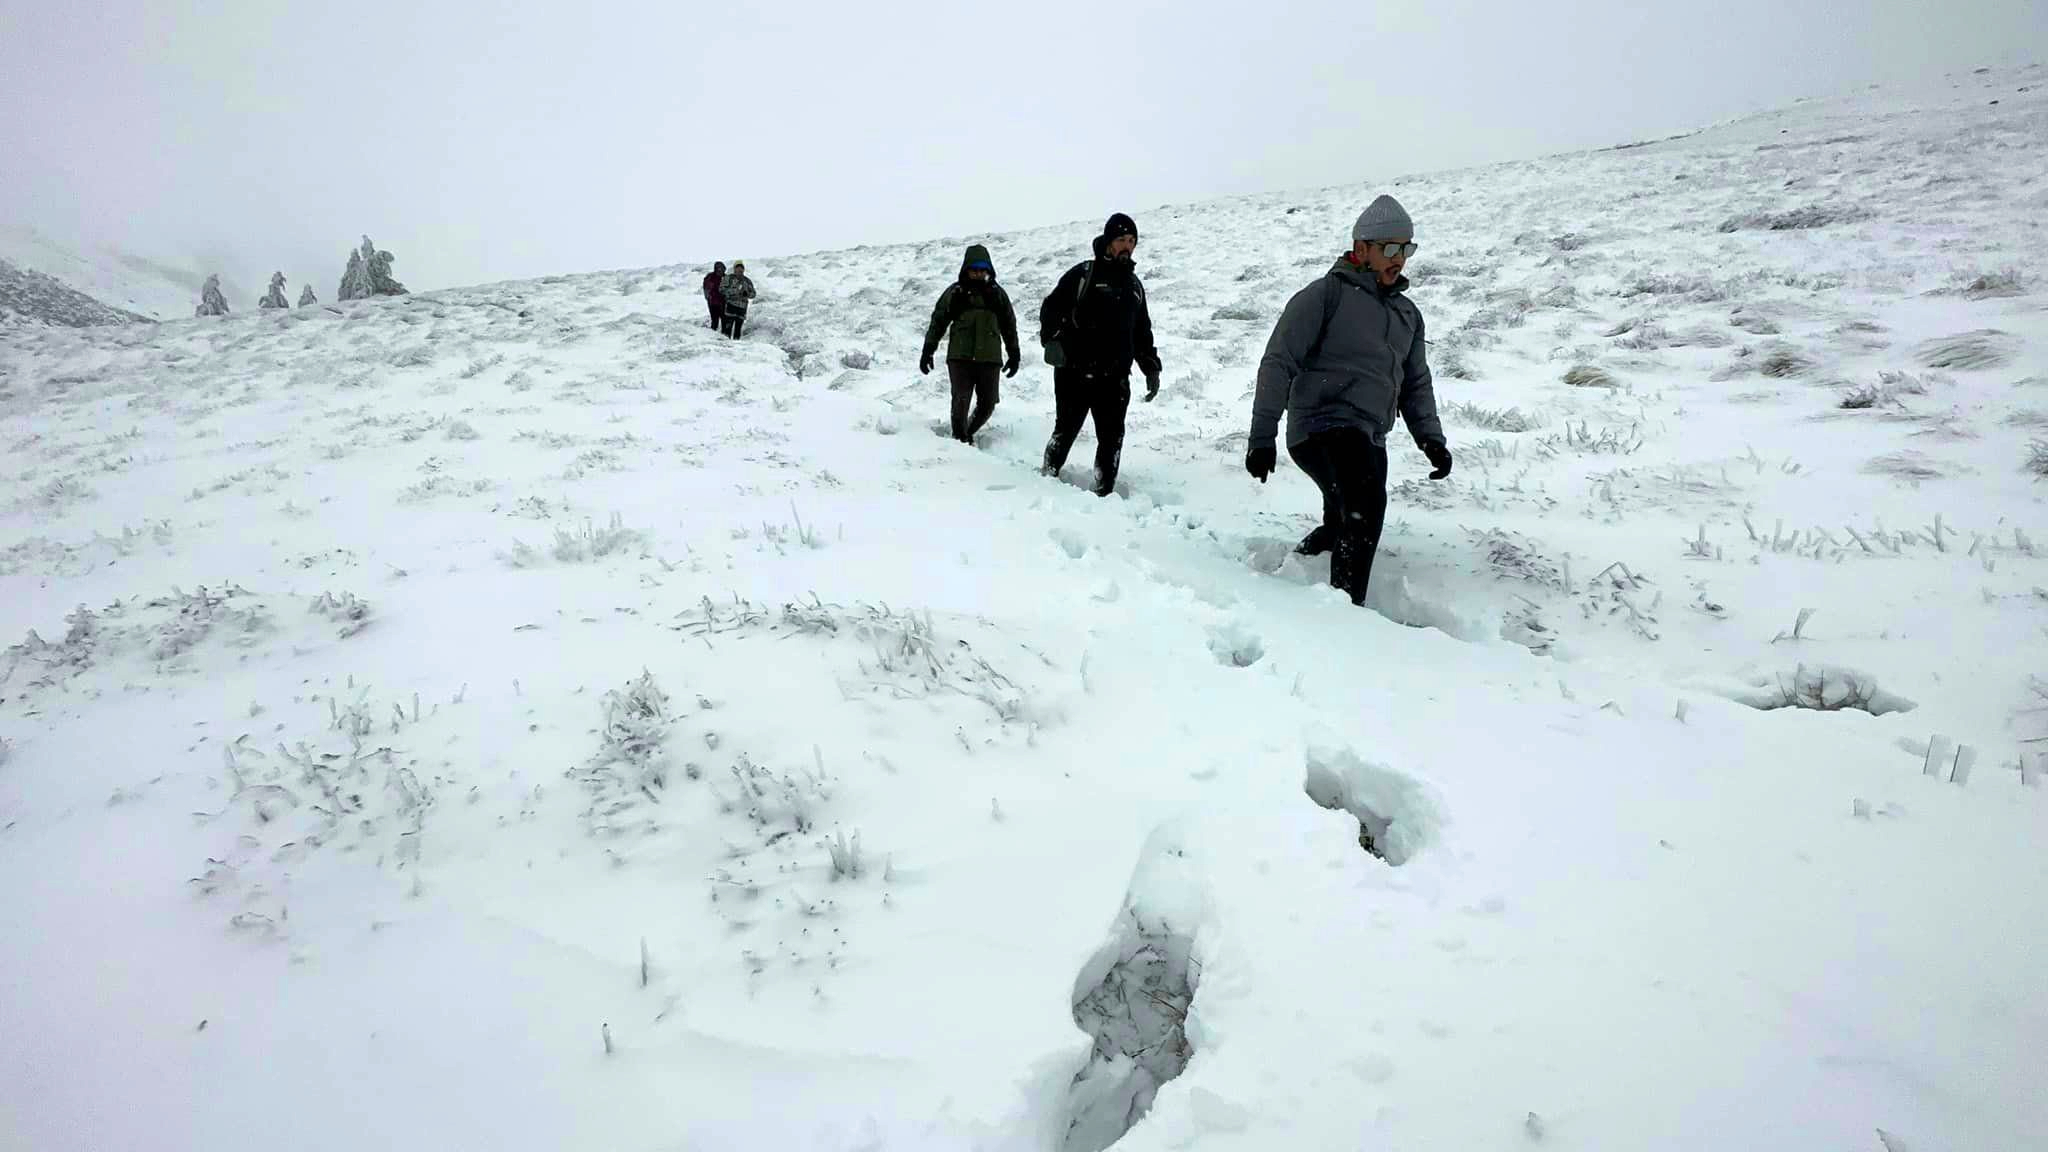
[1287,428,1389,605]
[947,361,1000,443]
[720,307,746,339]
[1042,368,1130,495]
[707,298,723,328]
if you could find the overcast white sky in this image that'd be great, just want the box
[2,0,2041,294]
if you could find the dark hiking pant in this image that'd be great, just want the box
[1042,368,1129,496]
[948,361,1000,443]
[707,298,723,328]
[1288,428,1389,605]
[720,308,747,339]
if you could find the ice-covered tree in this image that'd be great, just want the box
[338,236,407,300]
[259,272,289,309]
[337,246,371,301]
[297,283,317,307]
[195,274,230,317]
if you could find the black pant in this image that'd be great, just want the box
[1288,428,1389,605]
[720,308,746,339]
[948,361,1000,443]
[1042,369,1129,495]
[707,298,723,328]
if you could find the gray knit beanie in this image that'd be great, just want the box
[1352,195,1415,243]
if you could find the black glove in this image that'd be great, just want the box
[1422,438,1453,480]
[1004,355,1019,379]
[1246,443,1276,483]
[1144,373,1161,402]
[919,351,934,375]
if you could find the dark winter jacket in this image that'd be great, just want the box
[1038,235,1162,380]
[720,272,756,314]
[1248,258,1442,452]
[923,245,1020,366]
[703,271,725,307]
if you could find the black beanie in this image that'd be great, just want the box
[1103,213,1138,241]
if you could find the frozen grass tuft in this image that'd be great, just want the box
[1445,401,1541,433]
[1913,330,2017,371]
[1839,385,1882,410]
[444,419,481,441]
[1739,664,1916,716]
[1716,205,1871,232]
[1864,451,1943,482]
[554,514,644,562]
[1757,344,1817,378]
[2028,439,2048,478]
[0,736,11,767]
[1960,269,2024,299]
[458,353,506,379]
[1562,364,1620,389]
[309,591,372,639]
[2000,409,2048,428]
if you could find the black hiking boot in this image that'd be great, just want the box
[1297,524,1334,556]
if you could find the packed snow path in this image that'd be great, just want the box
[3,68,2045,1152]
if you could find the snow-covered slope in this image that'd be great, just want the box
[3,67,2045,1152]
[0,257,153,329]
[0,226,250,324]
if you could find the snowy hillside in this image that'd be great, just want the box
[0,258,152,329]
[3,67,2045,1152]
[0,226,250,324]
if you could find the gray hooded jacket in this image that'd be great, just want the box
[1248,259,1443,452]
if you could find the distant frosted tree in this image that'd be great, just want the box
[259,271,289,309]
[337,245,371,301]
[297,283,317,307]
[196,274,230,317]
[338,235,408,300]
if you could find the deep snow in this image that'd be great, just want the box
[2,66,2045,1152]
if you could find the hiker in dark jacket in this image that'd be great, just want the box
[719,261,756,339]
[702,262,726,329]
[1244,194,1451,606]
[921,244,1021,445]
[1038,213,1163,496]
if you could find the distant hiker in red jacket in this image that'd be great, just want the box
[702,262,726,329]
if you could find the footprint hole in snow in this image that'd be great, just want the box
[1303,745,1440,865]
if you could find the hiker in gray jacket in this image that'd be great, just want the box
[1244,194,1452,606]
[719,261,757,339]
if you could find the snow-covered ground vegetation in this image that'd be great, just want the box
[3,66,2045,1152]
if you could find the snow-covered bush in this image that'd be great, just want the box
[297,284,317,307]
[551,514,643,562]
[309,590,372,639]
[195,274,230,317]
[1757,343,1817,378]
[2027,439,2048,478]
[1445,401,1540,433]
[259,272,289,310]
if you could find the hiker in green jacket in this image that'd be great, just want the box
[921,244,1021,445]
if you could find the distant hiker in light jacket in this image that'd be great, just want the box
[921,244,1021,445]
[719,261,756,339]
[703,262,726,329]
[1244,194,1452,607]
[1038,213,1163,497]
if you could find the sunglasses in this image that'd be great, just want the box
[1371,241,1419,259]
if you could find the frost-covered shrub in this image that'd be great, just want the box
[444,419,481,441]
[551,513,643,562]
[195,274,230,317]
[2028,439,2048,478]
[1840,385,1881,410]
[1562,364,1619,389]
[838,350,872,371]
[297,284,317,307]
[259,272,289,310]
[1729,309,1780,335]
[309,590,372,639]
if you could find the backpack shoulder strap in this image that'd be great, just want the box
[1302,275,1344,370]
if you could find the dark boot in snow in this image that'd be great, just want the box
[1297,524,1335,556]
